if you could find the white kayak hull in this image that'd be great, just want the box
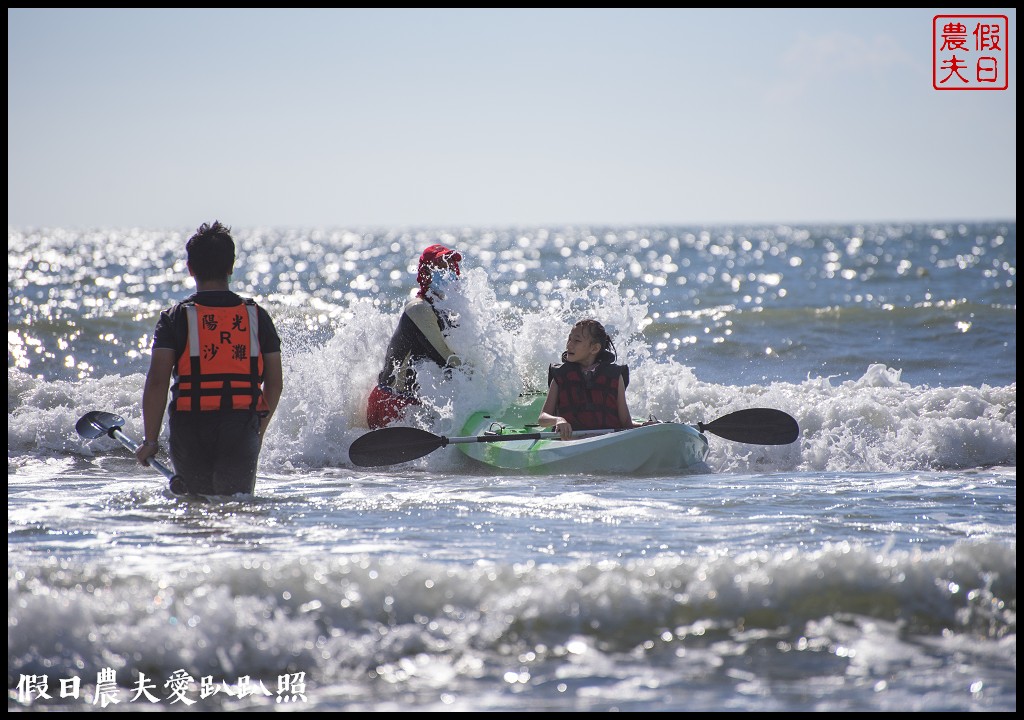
[457,395,710,474]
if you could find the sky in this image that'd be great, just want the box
[7,8,1017,230]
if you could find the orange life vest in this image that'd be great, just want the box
[171,300,269,413]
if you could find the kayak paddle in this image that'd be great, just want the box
[75,410,187,492]
[348,407,800,467]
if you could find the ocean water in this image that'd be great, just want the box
[7,221,1016,712]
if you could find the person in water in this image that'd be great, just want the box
[135,220,284,495]
[366,244,464,429]
[538,318,646,440]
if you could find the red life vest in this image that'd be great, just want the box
[547,362,630,430]
[171,301,269,413]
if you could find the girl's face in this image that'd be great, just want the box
[564,327,601,364]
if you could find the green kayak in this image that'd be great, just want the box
[457,394,710,474]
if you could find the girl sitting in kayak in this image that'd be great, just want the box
[538,319,646,440]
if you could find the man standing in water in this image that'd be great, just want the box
[135,221,283,495]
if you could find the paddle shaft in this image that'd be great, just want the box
[106,426,181,484]
[348,426,620,467]
[453,410,799,448]
[441,428,617,446]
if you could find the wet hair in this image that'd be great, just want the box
[186,221,235,281]
[560,318,618,364]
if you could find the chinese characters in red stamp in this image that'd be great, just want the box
[933,15,1009,90]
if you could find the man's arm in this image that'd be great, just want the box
[259,351,283,438]
[135,348,175,466]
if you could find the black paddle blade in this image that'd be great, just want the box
[698,408,799,445]
[75,411,126,440]
[349,427,446,467]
